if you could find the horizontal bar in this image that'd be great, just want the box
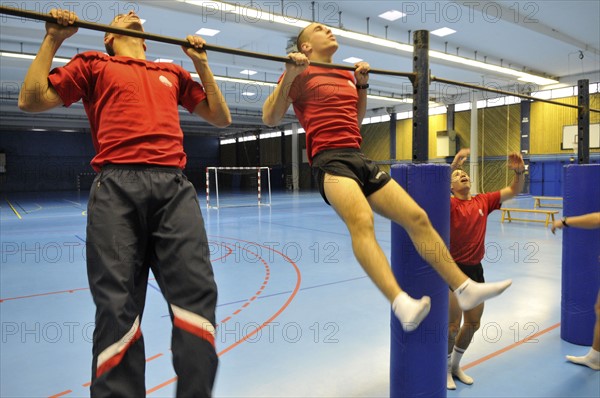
[432,76,600,113]
[0,5,414,79]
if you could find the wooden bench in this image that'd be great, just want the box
[533,196,563,209]
[500,208,559,227]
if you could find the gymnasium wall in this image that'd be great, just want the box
[453,104,521,193]
[219,133,310,190]
[358,92,600,195]
[0,130,219,192]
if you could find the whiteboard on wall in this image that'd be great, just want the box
[562,123,600,149]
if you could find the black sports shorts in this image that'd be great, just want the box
[311,148,392,205]
[456,262,485,283]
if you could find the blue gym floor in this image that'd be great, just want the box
[1,191,599,397]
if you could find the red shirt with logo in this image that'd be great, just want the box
[48,51,207,171]
[286,66,362,164]
[450,191,502,265]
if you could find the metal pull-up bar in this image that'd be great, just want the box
[0,5,415,79]
[1,5,597,113]
[432,76,600,113]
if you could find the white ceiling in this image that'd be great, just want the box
[1,0,599,136]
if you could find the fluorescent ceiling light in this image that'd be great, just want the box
[240,69,257,75]
[209,75,278,87]
[241,92,257,96]
[367,95,411,103]
[155,58,173,63]
[343,57,363,63]
[431,51,558,85]
[378,10,405,21]
[0,52,69,63]
[431,27,456,37]
[195,28,220,36]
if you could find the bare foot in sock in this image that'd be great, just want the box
[392,292,431,332]
[566,354,600,370]
[452,367,474,385]
[454,279,512,311]
[447,370,456,390]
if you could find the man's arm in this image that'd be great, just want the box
[354,62,370,124]
[552,212,600,233]
[184,36,231,128]
[262,53,308,127]
[499,152,525,202]
[18,9,78,113]
[451,148,470,171]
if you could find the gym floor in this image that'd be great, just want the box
[1,190,598,397]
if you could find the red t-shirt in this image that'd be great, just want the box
[48,51,207,171]
[286,66,362,164]
[450,191,502,265]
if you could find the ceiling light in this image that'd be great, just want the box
[378,10,405,21]
[367,95,411,103]
[207,75,277,87]
[195,28,220,36]
[155,58,173,63]
[240,69,258,75]
[242,92,257,96]
[343,57,363,63]
[431,27,456,37]
[0,52,69,63]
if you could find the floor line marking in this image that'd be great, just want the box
[462,322,561,371]
[5,198,22,219]
[48,389,72,398]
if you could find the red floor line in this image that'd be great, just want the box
[147,235,303,395]
[218,248,270,323]
[1,288,89,302]
[146,353,164,362]
[147,377,178,395]
[48,390,72,398]
[462,322,561,370]
[1,240,223,303]
[49,236,302,397]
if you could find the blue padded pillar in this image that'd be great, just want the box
[390,163,449,398]
[561,164,600,345]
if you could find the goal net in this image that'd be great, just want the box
[205,167,272,209]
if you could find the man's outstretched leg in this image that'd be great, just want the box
[367,180,512,310]
[323,174,430,332]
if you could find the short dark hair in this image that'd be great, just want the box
[296,25,311,53]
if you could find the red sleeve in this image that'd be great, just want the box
[487,191,502,213]
[48,52,97,107]
[177,67,207,113]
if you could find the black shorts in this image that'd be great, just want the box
[456,262,485,283]
[311,148,392,205]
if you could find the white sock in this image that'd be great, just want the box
[454,278,512,311]
[392,292,431,332]
[447,355,456,390]
[450,347,474,384]
[566,347,600,370]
